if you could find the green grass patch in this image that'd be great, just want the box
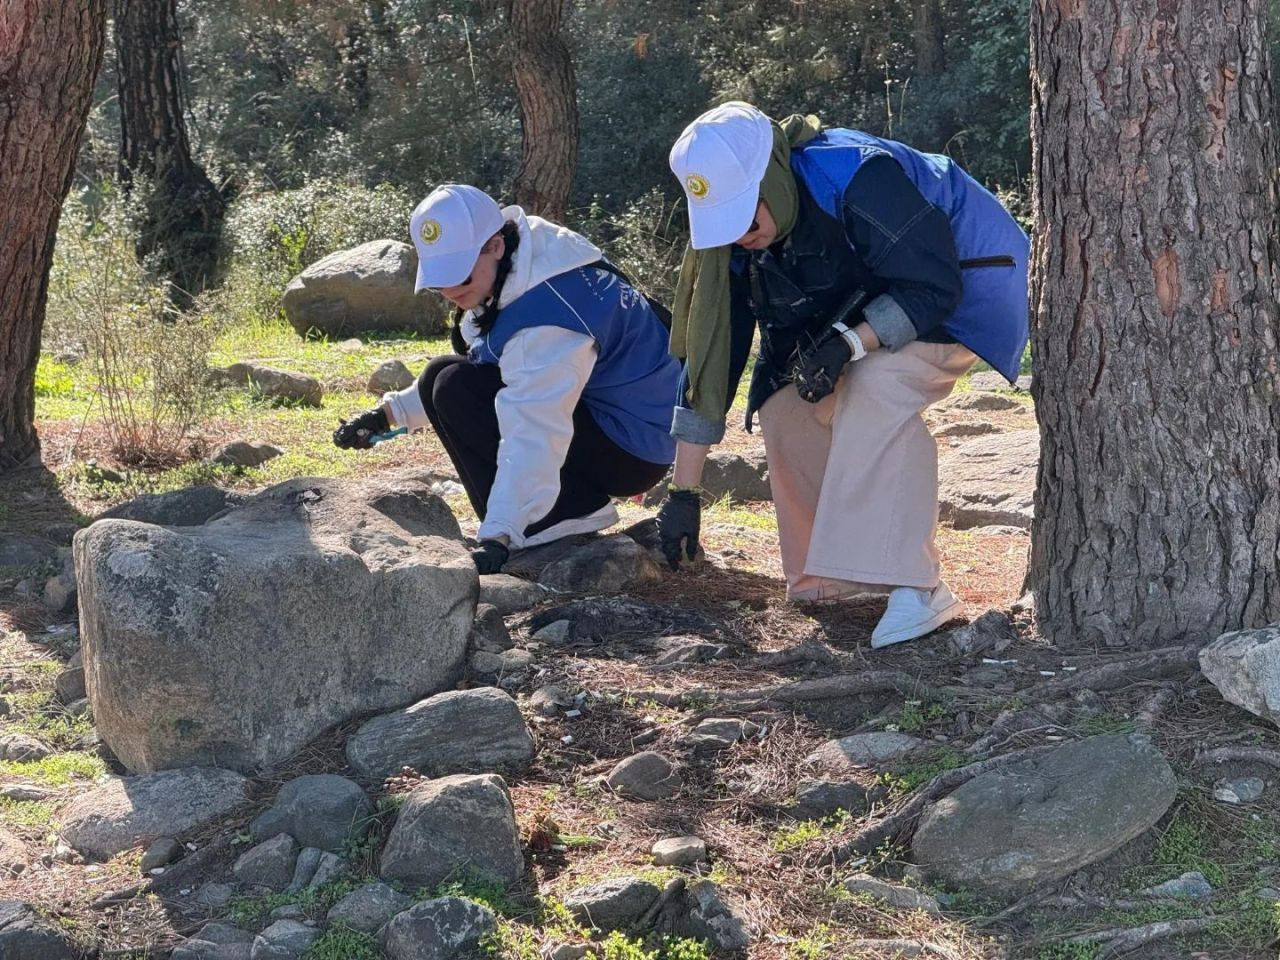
[4,690,96,751]
[0,797,57,831]
[34,357,78,399]
[878,747,968,793]
[425,870,524,918]
[1150,808,1227,888]
[788,922,834,959]
[301,924,380,960]
[1031,944,1100,960]
[596,932,713,960]
[228,877,361,927]
[0,751,107,786]
[770,811,850,853]
[894,698,951,734]
[1075,711,1136,736]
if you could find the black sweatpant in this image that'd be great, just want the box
[417,355,669,540]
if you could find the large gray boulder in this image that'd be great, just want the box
[99,486,245,526]
[912,735,1176,896]
[76,477,475,773]
[1199,624,1280,726]
[0,902,76,960]
[346,688,535,782]
[379,774,523,888]
[282,240,446,338]
[58,767,250,860]
[938,429,1038,530]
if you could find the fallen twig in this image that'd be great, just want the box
[1065,917,1214,957]
[1192,745,1280,769]
[1134,682,1179,731]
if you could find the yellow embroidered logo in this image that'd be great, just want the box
[419,218,442,245]
[685,174,709,199]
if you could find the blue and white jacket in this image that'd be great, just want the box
[672,128,1030,444]
[386,207,679,545]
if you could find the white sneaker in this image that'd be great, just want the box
[870,582,964,649]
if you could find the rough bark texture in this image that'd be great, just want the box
[913,0,946,76]
[114,0,224,299]
[507,0,578,220]
[0,1,108,470]
[1028,0,1280,647]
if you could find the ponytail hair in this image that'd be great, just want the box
[449,220,521,354]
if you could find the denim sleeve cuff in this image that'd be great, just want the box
[671,405,726,445]
[864,294,919,352]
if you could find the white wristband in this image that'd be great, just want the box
[832,322,867,362]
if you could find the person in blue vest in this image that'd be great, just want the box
[334,184,680,575]
[656,102,1029,648]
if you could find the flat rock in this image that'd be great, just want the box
[59,767,249,860]
[844,874,941,914]
[528,596,717,645]
[912,735,1176,896]
[0,829,28,877]
[1141,870,1213,900]
[0,733,50,762]
[565,876,661,931]
[606,752,681,800]
[54,651,85,703]
[804,733,925,773]
[327,881,412,933]
[211,441,283,469]
[0,901,75,960]
[672,880,750,951]
[282,240,446,338]
[536,534,662,594]
[1199,624,1280,726]
[99,486,245,526]
[368,359,416,393]
[379,774,523,888]
[1213,776,1265,804]
[470,648,535,677]
[701,451,771,502]
[251,775,372,852]
[688,718,760,754]
[221,363,323,406]
[250,919,321,960]
[139,836,183,873]
[652,836,707,867]
[790,780,870,821]
[192,882,235,911]
[934,420,998,438]
[347,688,534,782]
[938,429,1037,530]
[528,685,573,717]
[469,603,513,654]
[381,897,497,960]
[969,372,1032,392]
[77,476,473,773]
[938,391,1025,413]
[233,834,299,892]
[478,574,548,615]
[942,610,1018,657]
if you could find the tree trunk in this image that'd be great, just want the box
[507,0,579,220]
[1028,0,1280,648]
[114,0,224,301]
[0,1,107,470]
[913,0,945,76]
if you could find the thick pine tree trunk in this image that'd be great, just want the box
[114,0,224,300]
[1028,0,1280,647]
[507,0,579,220]
[913,0,945,77]
[0,2,107,470]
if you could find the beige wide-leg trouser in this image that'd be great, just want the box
[759,341,976,601]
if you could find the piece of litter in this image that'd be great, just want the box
[179,888,191,896]
[1061,666,1077,672]
[564,709,582,719]
[551,844,568,852]
[560,735,574,744]
[981,658,1017,665]
[642,715,657,723]
[1038,670,1056,676]
[186,843,197,851]
[149,867,165,876]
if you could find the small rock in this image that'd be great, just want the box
[606,752,682,800]
[655,640,728,666]
[938,429,1038,531]
[379,774,523,889]
[285,847,323,894]
[934,421,998,438]
[250,919,321,960]
[0,734,51,762]
[564,877,661,931]
[942,610,1018,658]
[790,780,870,821]
[368,360,415,393]
[1141,870,1213,900]
[192,882,236,911]
[548,946,590,960]
[532,619,573,645]
[327,881,412,934]
[0,829,28,878]
[700,451,772,502]
[0,785,48,804]
[1255,886,1280,902]
[843,874,941,914]
[0,698,9,718]
[381,897,498,960]
[537,534,662,593]
[140,837,183,874]
[939,392,1024,412]
[251,774,373,853]
[233,834,299,892]
[478,573,547,615]
[42,549,76,614]
[268,904,306,922]
[471,648,535,676]
[211,441,284,469]
[64,697,90,719]
[688,718,759,754]
[969,371,1032,392]
[195,922,255,946]
[528,685,572,717]
[54,652,85,703]
[1199,624,1280,727]
[335,338,363,352]
[804,733,925,772]
[469,604,513,654]
[1213,776,1265,804]
[222,363,323,406]
[673,880,750,951]
[652,836,707,867]
[307,850,348,889]
[84,459,125,483]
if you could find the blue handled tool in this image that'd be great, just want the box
[368,426,407,445]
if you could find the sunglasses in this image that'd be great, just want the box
[427,273,473,293]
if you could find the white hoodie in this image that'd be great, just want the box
[383,207,615,547]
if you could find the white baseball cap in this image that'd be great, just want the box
[669,101,774,250]
[409,184,505,291]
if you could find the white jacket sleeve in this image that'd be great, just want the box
[478,326,597,545]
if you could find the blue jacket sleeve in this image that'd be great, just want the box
[841,155,962,349]
[670,267,755,444]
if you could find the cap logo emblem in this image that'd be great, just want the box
[685,174,709,199]
[419,218,442,245]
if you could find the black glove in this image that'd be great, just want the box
[793,331,853,403]
[656,489,701,571]
[471,539,510,575]
[333,406,390,450]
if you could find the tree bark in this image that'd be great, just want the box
[1028,0,1280,647]
[0,1,108,470]
[507,0,579,220]
[114,0,224,301]
[913,0,946,76]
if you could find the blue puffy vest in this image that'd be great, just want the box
[470,266,679,466]
[791,129,1030,381]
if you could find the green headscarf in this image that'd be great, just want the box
[669,113,823,427]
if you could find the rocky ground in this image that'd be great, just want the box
[2,353,1278,960]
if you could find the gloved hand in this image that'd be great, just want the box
[793,331,853,403]
[471,539,510,574]
[656,489,701,571]
[333,406,390,450]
